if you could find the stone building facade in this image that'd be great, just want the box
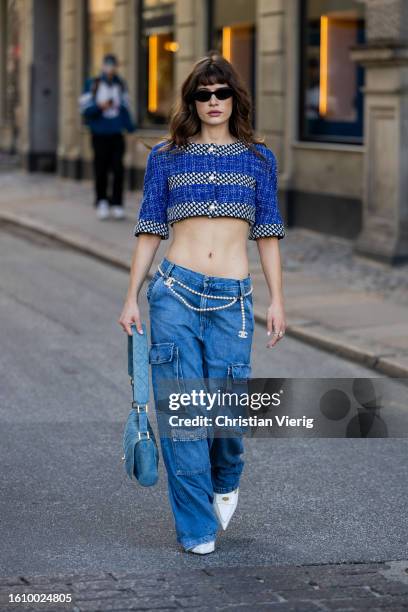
[1,0,407,263]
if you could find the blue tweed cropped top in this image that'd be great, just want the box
[133,138,286,241]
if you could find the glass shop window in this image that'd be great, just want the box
[138,0,177,126]
[210,0,256,116]
[86,0,115,77]
[300,0,365,144]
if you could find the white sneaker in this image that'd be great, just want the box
[213,487,239,531]
[111,205,125,219]
[96,199,110,220]
[187,541,215,555]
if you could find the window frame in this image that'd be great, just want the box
[298,0,365,146]
[137,0,176,128]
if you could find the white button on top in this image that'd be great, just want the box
[208,173,215,181]
[209,203,216,211]
[208,146,215,153]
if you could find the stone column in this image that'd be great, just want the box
[113,0,137,187]
[256,0,286,166]
[256,0,289,221]
[0,0,8,146]
[350,0,408,264]
[17,0,34,164]
[175,0,208,91]
[58,0,87,179]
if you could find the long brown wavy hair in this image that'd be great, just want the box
[154,50,268,162]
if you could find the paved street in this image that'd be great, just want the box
[0,223,407,597]
[0,169,407,610]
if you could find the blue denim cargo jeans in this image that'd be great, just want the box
[147,257,254,550]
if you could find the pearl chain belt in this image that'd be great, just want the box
[157,264,253,338]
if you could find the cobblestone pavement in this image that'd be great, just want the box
[282,230,408,309]
[1,561,408,611]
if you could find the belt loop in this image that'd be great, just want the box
[162,259,175,279]
[239,279,246,298]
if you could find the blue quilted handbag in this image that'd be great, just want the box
[122,321,159,486]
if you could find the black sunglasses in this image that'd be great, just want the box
[191,87,234,103]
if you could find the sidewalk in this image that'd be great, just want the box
[1,560,408,611]
[1,169,408,377]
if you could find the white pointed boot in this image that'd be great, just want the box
[187,541,215,555]
[213,487,239,531]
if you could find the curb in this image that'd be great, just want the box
[2,210,407,378]
[0,211,130,272]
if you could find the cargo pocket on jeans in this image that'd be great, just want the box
[149,342,186,396]
[225,363,252,433]
[227,363,252,387]
[171,425,210,476]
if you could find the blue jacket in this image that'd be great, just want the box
[133,139,286,241]
[79,73,136,135]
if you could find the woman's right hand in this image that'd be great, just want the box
[118,298,144,336]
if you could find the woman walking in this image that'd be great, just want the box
[118,51,286,554]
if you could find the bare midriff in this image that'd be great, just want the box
[165,216,250,279]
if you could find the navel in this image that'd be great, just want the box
[208,251,213,258]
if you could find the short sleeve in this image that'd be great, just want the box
[133,145,169,240]
[249,146,286,240]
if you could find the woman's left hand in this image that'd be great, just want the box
[266,299,286,348]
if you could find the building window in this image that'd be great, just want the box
[300,0,365,144]
[138,0,177,127]
[210,0,256,121]
[86,0,114,77]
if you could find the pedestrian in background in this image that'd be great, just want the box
[79,54,136,220]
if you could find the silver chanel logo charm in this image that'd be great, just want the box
[238,330,248,338]
[164,277,174,287]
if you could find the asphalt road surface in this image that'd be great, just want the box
[0,222,407,577]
